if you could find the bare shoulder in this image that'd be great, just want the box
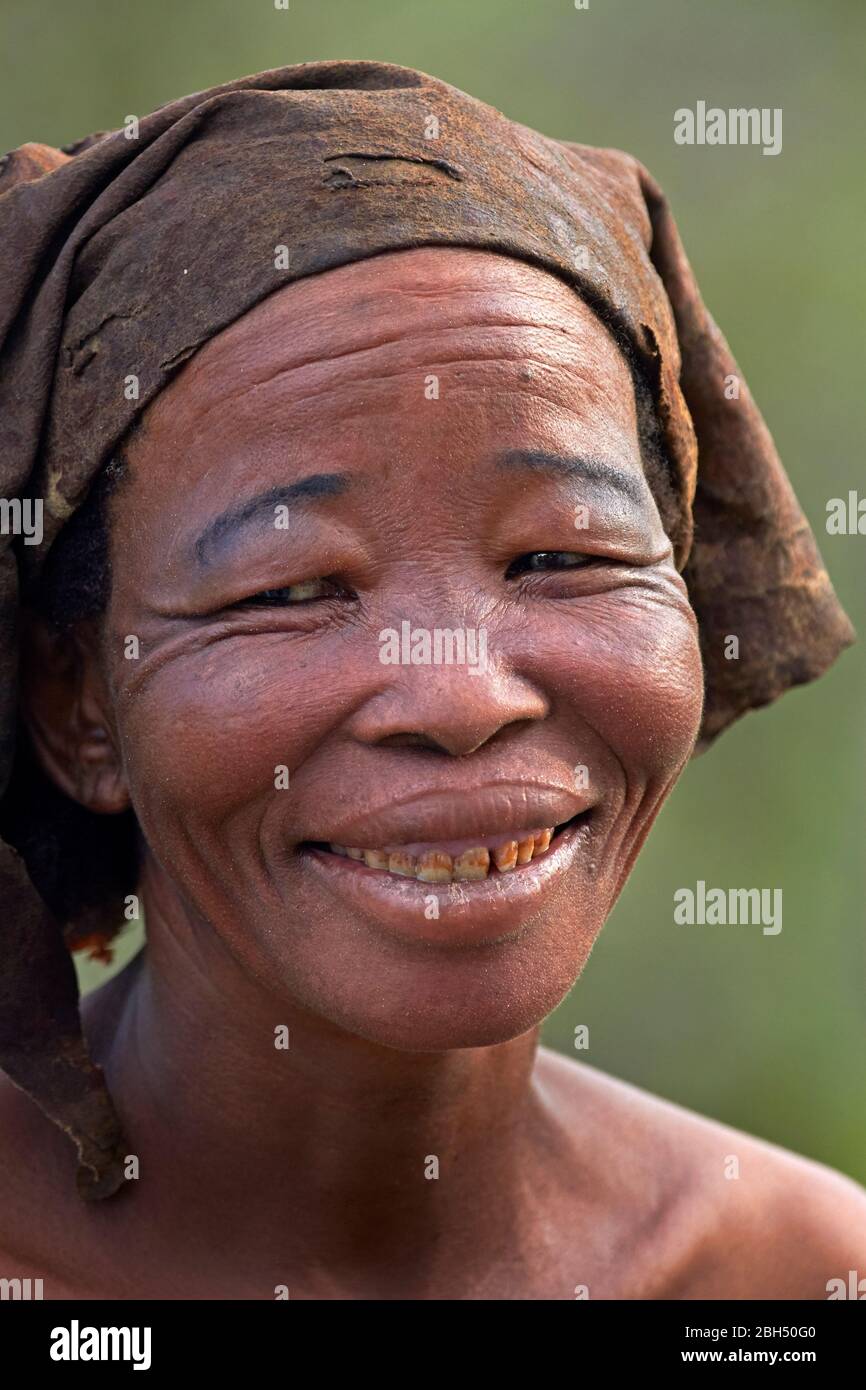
[536,1045,866,1299]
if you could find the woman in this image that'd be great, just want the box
[0,61,863,1300]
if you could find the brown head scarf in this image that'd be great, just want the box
[0,61,853,1197]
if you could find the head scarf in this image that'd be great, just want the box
[0,61,853,1197]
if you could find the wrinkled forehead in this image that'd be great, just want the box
[137,246,639,446]
[101,246,656,584]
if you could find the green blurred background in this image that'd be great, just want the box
[3,0,863,1180]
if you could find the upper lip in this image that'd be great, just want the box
[300,782,596,850]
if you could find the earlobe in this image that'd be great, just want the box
[72,721,130,815]
[17,611,130,816]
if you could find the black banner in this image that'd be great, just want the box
[0,1298,861,1374]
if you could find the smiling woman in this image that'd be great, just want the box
[0,61,863,1301]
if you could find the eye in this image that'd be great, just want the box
[238,577,351,606]
[505,551,596,579]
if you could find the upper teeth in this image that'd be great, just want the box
[328,829,554,883]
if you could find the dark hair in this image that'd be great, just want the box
[632,368,680,539]
[0,448,137,943]
[33,452,128,630]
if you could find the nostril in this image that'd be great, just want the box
[373,732,453,754]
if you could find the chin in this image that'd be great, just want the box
[236,906,599,1053]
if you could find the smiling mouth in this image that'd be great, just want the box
[301,812,589,885]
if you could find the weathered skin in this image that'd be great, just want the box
[0,249,863,1298]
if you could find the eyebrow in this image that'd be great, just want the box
[192,450,646,567]
[193,473,350,566]
[495,449,648,505]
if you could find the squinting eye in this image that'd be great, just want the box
[505,551,594,578]
[241,578,348,606]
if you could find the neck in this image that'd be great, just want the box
[84,868,555,1294]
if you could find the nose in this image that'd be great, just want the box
[345,645,549,758]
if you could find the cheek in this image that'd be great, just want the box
[538,587,704,786]
[114,637,348,833]
[114,589,702,859]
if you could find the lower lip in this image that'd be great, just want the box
[298,815,594,948]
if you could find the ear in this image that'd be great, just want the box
[17,610,130,815]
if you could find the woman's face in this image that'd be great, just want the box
[92,246,703,1048]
